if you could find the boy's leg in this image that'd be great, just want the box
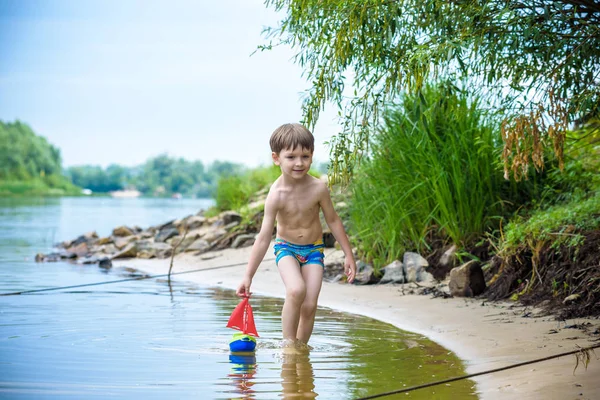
[277,256,306,341]
[296,263,323,343]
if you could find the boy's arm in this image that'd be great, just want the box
[236,190,278,296]
[319,183,356,283]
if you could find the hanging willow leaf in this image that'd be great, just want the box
[262,0,600,183]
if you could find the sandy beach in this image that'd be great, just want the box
[118,243,600,400]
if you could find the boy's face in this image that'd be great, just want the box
[272,146,313,179]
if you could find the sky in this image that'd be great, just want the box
[0,0,340,168]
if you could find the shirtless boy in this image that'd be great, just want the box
[236,123,356,345]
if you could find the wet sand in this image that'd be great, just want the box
[118,244,600,400]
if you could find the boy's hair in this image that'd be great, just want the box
[270,123,314,154]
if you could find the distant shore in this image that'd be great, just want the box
[116,244,600,400]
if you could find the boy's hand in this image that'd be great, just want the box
[236,276,252,297]
[345,257,356,283]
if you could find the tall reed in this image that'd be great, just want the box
[349,84,505,267]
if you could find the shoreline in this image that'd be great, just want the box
[117,244,600,400]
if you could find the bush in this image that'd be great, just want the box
[502,192,600,253]
[0,176,80,196]
[214,165,282,212]
[349,84,507,267]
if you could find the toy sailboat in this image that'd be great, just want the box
[226,296,259,352]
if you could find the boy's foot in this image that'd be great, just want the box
[281,339,311,354]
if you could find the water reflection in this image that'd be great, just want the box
[281,350,317,399]
[228,353,258,399]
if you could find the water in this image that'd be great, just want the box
[0,197,478,399]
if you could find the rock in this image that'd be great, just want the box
[324,249,345,268]
[322,230,336,248]
[66,242,89,258]
[449,260,486,297]
[439,245,458,269]
[111,242,138,259]
[98,257,112,269]
[112,226,135,237]
[404,252,429,283]
[93,243,117,256]
[156,219,176,231]
[44,253,64,262]
[172,216,189,230]
[136,241,172,258]
[185,215,206,230]
[35,253,45,262]
[84,230,99,239]
[219,211,242,225]
[185,239,210,253]
[380,260,405,284]
[114,235,138,250]
[174,234,202,250]
[155,228,179,243]
[136,250,155,259]
[202,228,228,243]
[139,230,154,239]
[223,221,240,231]
[231,234,256,248]
[419,270,435,284]
[166,235,182,245]
[354,261,378,285]
[70,231,99,247]
[563,294,581,305]
[96,236,112,245]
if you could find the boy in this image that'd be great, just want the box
[236,123,356,345]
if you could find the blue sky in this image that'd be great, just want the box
[0,0,339,168]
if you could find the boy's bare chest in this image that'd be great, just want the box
[277,191,320,218]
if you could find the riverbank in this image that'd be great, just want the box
[0,179,82,197]
[116,243,600,400]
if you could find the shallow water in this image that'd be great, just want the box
[0,197,478,399]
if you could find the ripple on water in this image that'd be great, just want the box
[1,267,478,399]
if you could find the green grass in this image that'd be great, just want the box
[214,165,282,212]
[349,84,507,267]
[212,164,320,215]
[0,177,81,196]
[501,192,600,252]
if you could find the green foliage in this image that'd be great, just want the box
[0,177,80,196]
[67,165,130,193]
[263,0,600,183]
[214,165,322,213]
[349,84,507,266]
[214,165,281,212]
[66,155,244,197]
[502,192,600,253]
[0,120,81,196]
[0,120,63,179]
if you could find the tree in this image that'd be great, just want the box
[0,120,64,179]
[263,0,600,182]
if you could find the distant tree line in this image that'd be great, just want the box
[0,120,247,197]
[66,156,244,198]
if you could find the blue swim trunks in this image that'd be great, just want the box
[274,238,325,268]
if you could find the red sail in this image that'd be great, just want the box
[226,297,259,337]
[244,302,258,337]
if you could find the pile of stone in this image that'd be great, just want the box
[338,244,486,298]
[35,210,259,268]
[36,196,485,298]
